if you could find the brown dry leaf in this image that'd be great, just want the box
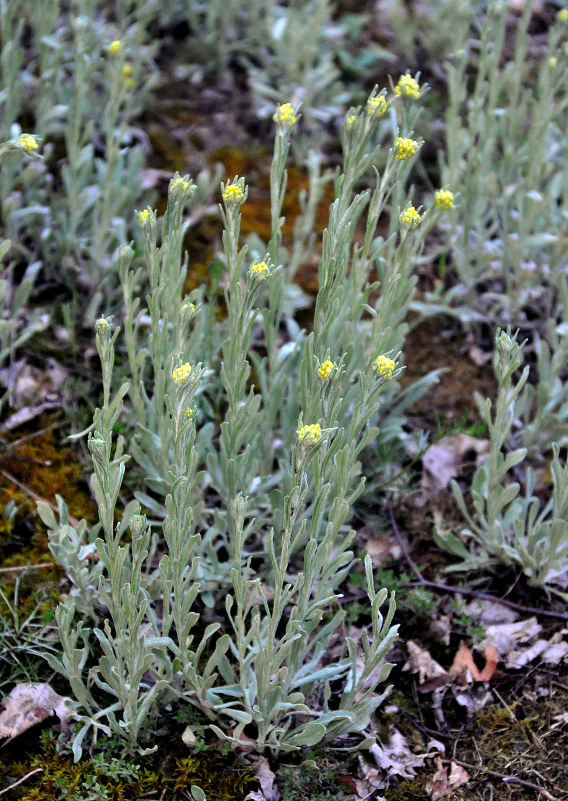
[0,683,72,741]
[478,646,499,681]
[453,685,494,717]
[356,753,387,798]
[449,644,498,682]
[369,731,443,780]
[0,358,66,409]
[429,614,452,646]
[463,599,518,626]
[403,640,447,685]
[421,434,489,499]
[427,756,469,800]
[480,616,542,656]
[505,630,568,669]
[250,756,279,801]
[140,167,175,190]
[364,536,402,567]
[468,344,492,366]
[426,756,448,800]
[450,643,482,680]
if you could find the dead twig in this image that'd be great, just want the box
[0,467,80,528]
[388,505,568,621]
[0,561,55,574]
[0,768,43,796]
[444,757,562,801]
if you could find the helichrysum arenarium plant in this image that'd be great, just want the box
[0,138,49,407]
[0,0,159,330]
[39,91,455,759]
[438,2,568,329]
[162,0,349,148]
[434,329,568,590]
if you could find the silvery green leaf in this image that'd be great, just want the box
[284,722,326,747]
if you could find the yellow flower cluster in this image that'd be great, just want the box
[373,355,396,378]
[274,103,297,128]
[298,423,322,444]
[558,8,568,22]
[223,184,244,205]
[399,206,421,227]
[435,189,454,210]
[122,64,134,85]
[138,208,152,225]
[172,363,192,385]
[395,74,420,99]
[18,134,38,151]
[185,408,195,419]
[394,137,418,160]
[109,40,122,54]
[366,96,387,117]
[171,176,195,198]
[249,261,269,279]
[318,360,335,379]
[346,114,357,127]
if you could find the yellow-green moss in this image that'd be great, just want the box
[0,737,257,801]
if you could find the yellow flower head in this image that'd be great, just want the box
[395,74,420,99]
[109,40,122,54]
[394,136,418,161]
[170,175,196,199]
[435,189,454,210]
[366,95,387,117]
[17,134,38,152]
[394,137,419,160]
[122,63,134,85]
[222,183,245,206]
[298,423,322,444]
[172,362,192,385]
[249,261,269,280]
[373,355,396,378]
[558,9,568,22]
[318,360,335,380]
[399,206,421,228]
[346,114,357,127]
[274,103,297,128]
[138,208,153,226]
[185,408,195,419]
[95,317,110,332]
[549,56,558,69]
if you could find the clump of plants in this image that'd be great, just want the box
[37,86,456,760]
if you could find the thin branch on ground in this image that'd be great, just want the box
[0,768,43,796]
[388,505,568,621]
[0,561,55,574]
[0,467,79,527]
[444,757,563,801]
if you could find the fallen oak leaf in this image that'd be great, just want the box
[0,684,72,742]
[426,757,469,801]
[478,645,498,681]
[480,616,542,655]
[254,756,278,801]
[403,640,447,685]
[449,642,481,680]
[449,643,498,682]
[426,756,447,801]
[421,433,489,499]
